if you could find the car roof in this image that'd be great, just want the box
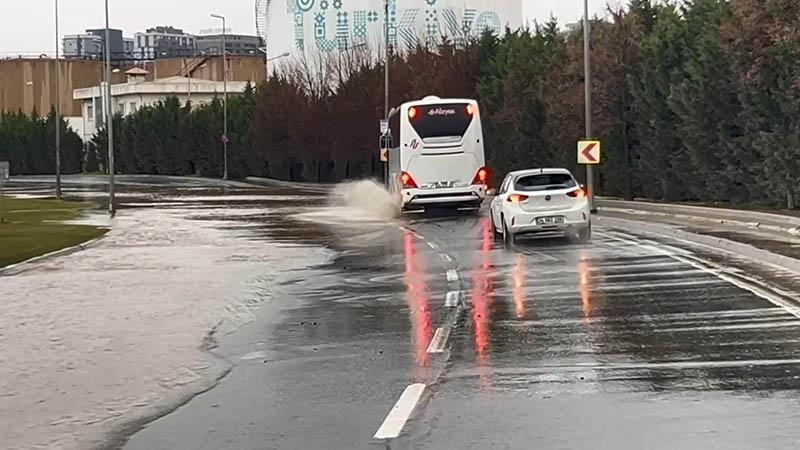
[506,168,574,178]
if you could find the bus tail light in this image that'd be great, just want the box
[508,194,529,204]
[466,104,475,116]
[408,107,418,120]
[401,172,418,189]
[472,167,491,186]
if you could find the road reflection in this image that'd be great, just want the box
[471,218,495,391]
[403,230,432,372]
[578,251,592,321]
[512,254,526,319]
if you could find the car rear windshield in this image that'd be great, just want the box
[515,173,576,192]
[410,103,473,139]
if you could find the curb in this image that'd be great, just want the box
[598,199,800,239]
[243,177,333,193]
[598,198,800,226]
[600,206,800,238]
[597,216,800,276]
[0,232,109,277]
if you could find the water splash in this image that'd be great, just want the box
[296,180,400,225]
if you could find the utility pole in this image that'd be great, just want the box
[105,0,116,214]
[54,0,62,199]
[583,0,595,212]
[184,58,194,104]
[383,0,390,185]
[211,14,228,180]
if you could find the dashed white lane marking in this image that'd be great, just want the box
[599,231,800,320]
[445,291,462,308]
[374,383,427,440]
[446,269,459,282]
[426,327,451,354]
[440,253,453,263]
[427,241,439,250]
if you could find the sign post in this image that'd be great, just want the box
[379,133,390,163]
[0,161,9,197]
[577,140,601,211]
[0,161,9,224]
[379,120,390,185]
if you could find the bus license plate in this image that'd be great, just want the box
[428,181,455,188]
[537,216,565,225]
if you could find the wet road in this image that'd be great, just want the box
[121,185,800,450]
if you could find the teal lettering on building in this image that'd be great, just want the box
[288,0,504,53]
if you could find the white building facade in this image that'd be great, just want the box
[269,0,523,56]
[73,69,249,139]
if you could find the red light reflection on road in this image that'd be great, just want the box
[403,231,432,369]
[512,254,526,319]
[471,218,495,390]
[578,251,592,320]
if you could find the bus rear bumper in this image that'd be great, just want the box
[402,185,487,209]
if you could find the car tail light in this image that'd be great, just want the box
[400,172,418,189]
[507,194,529,203]
[408,107,418,120]
[472,167,491,185]
[567,187,587,199]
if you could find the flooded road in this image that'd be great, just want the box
[0,177,330,450]
[109,179,800,450]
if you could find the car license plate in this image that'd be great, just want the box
[537,216,565,225]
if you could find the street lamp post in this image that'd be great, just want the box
[54,0,62,199]
[383,0,390,185]
[105,0,115,214]
[211,14,228,180]
[583,0,596,212]
[267,52,290,63]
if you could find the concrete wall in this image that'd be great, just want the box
[0,59,120,116]
[151,56,265,85]
[0,56,266,116]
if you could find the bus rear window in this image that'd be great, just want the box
[410,103,473,139]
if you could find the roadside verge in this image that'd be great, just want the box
[596,199,800,301]
[0,197,109,274]
[598,198,800,237]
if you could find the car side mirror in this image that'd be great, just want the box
[487,188,497,196]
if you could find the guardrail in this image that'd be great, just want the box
[597,198,800,237]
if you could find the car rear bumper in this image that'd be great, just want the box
[402,185,487,208]
[507,206,590,235]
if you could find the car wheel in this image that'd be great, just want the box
[575,223,592,243]
[502,216,514,247]
[490,212,502,241]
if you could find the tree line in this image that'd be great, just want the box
[0,111,84,175]
[4,0,800,208]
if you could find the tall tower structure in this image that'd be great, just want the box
[255,0,272,75]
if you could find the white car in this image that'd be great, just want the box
[490,168,591,244]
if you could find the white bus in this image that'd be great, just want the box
[387,96,490,211]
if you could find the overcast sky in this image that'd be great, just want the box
[0,1,611,56]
